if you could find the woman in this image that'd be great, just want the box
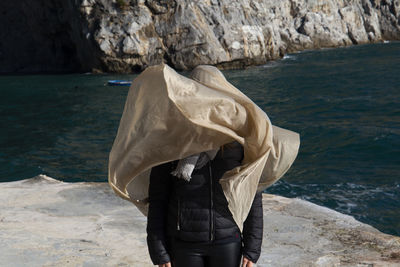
[147,141,263,267]
[107,63,300,267]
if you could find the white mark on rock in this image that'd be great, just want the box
[232,41,241,50]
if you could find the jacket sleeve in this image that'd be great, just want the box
[146,162,172,265]
[242,191,263,263]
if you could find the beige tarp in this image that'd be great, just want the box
[108,63,300,231]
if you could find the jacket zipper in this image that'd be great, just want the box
[209,162,214,241]
[177,197,181,231]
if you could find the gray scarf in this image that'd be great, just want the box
[171,149,219,182]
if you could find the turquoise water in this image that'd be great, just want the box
[1,42,399,236]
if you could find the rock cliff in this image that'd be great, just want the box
[0,0,399,73]
[1,175,399,266]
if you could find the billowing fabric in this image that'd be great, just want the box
[108,63,300,231]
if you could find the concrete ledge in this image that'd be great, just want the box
[1,175,399,266]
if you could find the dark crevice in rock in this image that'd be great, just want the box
[0,0,96,73]
[296,16,307,35]
[389,1,398,16]
[347,25,359,44]
[362,0,373,15]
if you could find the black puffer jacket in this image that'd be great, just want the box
[146,142,263,265]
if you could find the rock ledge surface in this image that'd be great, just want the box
[1,174,399,266]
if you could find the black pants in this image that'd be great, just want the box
[170,241,242,267]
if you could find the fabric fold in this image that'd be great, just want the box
[108,63,300,231]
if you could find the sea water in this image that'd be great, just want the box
[0,42,399,236]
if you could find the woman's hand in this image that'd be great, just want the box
[159,262,171,267]
[242,257,254,267]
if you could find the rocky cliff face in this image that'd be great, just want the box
[1,0,399,73]
[0,1,96,73]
